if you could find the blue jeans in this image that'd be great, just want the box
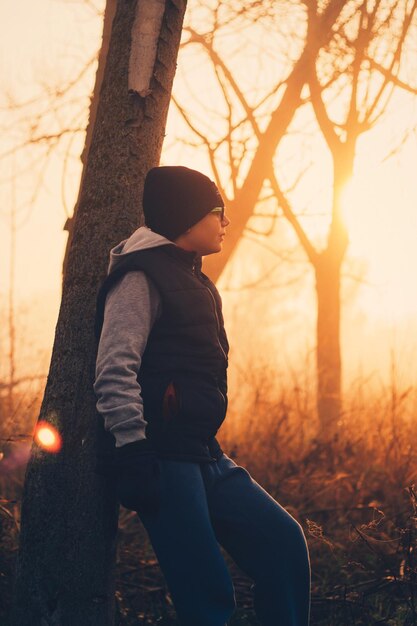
[137,453,311,626]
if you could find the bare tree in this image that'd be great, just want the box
[172,0,417,436]
[12,2,187,625]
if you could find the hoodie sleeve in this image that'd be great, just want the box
[94,270,162,448]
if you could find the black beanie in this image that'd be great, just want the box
[143,166,225,241]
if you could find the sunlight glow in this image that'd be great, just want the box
[34,421,62,453]
[340,161,417,322]
[340,176,377,247]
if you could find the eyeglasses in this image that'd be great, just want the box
[210,206,225,220]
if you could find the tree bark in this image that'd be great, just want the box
[11,2,186,625]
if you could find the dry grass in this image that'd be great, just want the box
[0,380,43,624]
[1,367,417,625]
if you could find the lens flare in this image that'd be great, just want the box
[34,421,62,453]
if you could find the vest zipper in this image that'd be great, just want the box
[192,262,228,363]
[203,283,228,362]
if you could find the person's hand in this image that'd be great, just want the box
[113,439,161,516]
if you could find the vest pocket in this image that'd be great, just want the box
[166,378,227,438]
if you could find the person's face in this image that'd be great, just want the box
[174,208,231,256]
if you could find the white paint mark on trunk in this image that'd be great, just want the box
[128,0,166,97]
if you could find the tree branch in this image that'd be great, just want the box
[172,95,227,201]
[363,0,417,126]
[308,65,341,153]
[268,168,318,266]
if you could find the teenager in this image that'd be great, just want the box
[94,166,311,626]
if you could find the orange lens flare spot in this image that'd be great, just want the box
[34,422,62,453]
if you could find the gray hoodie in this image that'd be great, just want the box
[94,226,174,447]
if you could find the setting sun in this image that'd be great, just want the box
[340,171,391,254]
[339,146,417,324]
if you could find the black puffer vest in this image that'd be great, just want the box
[95,244,229,463]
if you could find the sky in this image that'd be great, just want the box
[1,0,417,392]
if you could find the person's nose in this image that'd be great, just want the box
[222,213,230,226]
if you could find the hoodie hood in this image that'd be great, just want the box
[108,226,173,274]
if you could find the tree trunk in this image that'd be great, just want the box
[315,251,342,438]
[314,152,350,438]
[11,2,186,625]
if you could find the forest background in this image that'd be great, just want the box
[1,1,417,624]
